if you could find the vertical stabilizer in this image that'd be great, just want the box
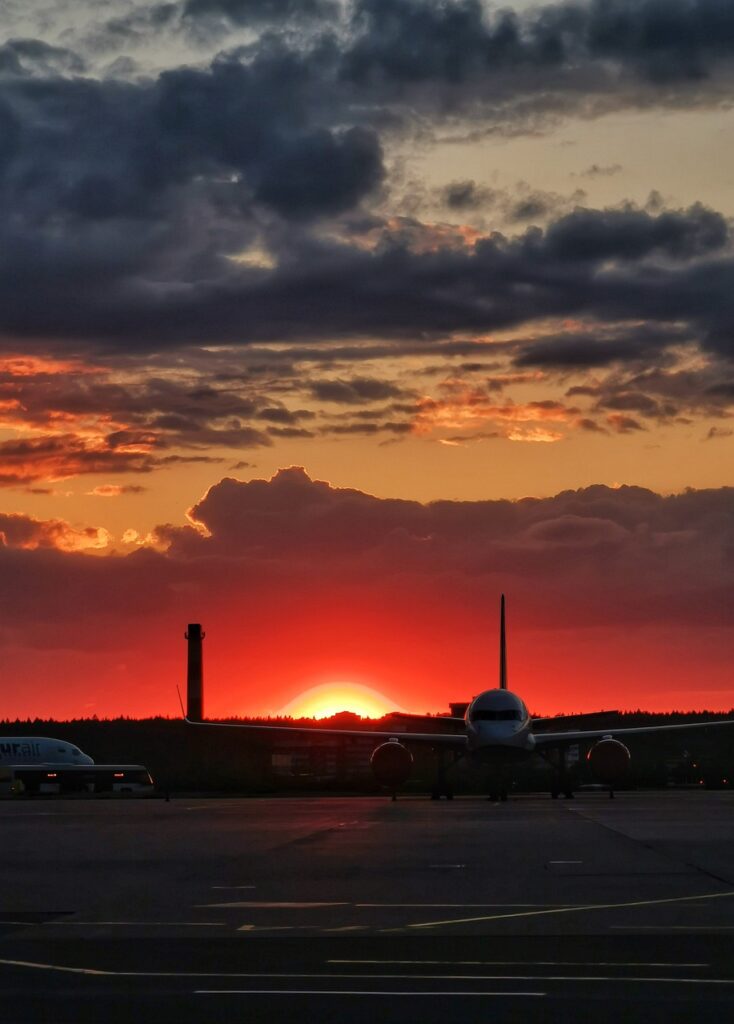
[499,594,507,690]
[186,623,205,722]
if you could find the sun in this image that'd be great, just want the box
[278,682,406,720]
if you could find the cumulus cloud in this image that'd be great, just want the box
[4,467,732,639]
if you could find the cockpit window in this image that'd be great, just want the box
[471,709,522,721]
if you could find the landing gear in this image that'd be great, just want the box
[430,750,455,800]
[549,747,575,800]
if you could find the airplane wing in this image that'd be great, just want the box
[531,710,618,728]
[533,717,734,747]
[185,718,467,748]
[386,712,466,727]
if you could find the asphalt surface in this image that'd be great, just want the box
[2,791,734,1022]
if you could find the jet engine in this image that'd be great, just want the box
[587,738,631,784]
[370,740,413,789]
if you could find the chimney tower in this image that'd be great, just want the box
[185,623,205,722]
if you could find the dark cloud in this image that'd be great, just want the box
[254,126,384,219]
[541,204,728,263]
[343,0,734,91]
[309,377,407,403]
[442,180,497,211]
[0,39,86,77]
[513,325,684,369]
[182,0,337,25]
[566,363,734,422]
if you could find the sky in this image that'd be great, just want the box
[1,0,733,719]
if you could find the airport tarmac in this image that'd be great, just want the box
[2,791,734,1021]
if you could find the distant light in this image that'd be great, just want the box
[113,772,125,778]
[47,772,57,778]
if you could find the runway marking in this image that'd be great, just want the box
[0,961,731,987]
[429,863,465,869]
[329,960,710,969]
[408,888,734,929]
[354,903,585,908]
[200,901,349,909]
[195,990,547,997]
[45,921,226,927]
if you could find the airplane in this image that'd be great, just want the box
[183,599,734,800]
[0,737,94,767]
[0,736,152,794]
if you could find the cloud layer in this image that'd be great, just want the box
[2,469,732,716]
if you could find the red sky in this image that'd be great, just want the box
[2,469,733,719]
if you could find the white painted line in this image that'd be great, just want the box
[328,960,710,969]
[195,990,547,997]
[199,902,348,909]
[409,889,734,929]
[0,961,731,986]
[355,903,585,908]
[548,860,583,865]
[429,864,465,869]
[45,921,226,927]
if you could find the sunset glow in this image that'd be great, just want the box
[277,683,406,721]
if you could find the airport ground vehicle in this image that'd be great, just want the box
[0,764,153,795]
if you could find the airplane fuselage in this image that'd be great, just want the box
[464,688,536,764]
[0,737,94,766]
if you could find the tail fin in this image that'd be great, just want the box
[499,594,507,690]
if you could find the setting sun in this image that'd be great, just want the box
[277,683,406,720]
